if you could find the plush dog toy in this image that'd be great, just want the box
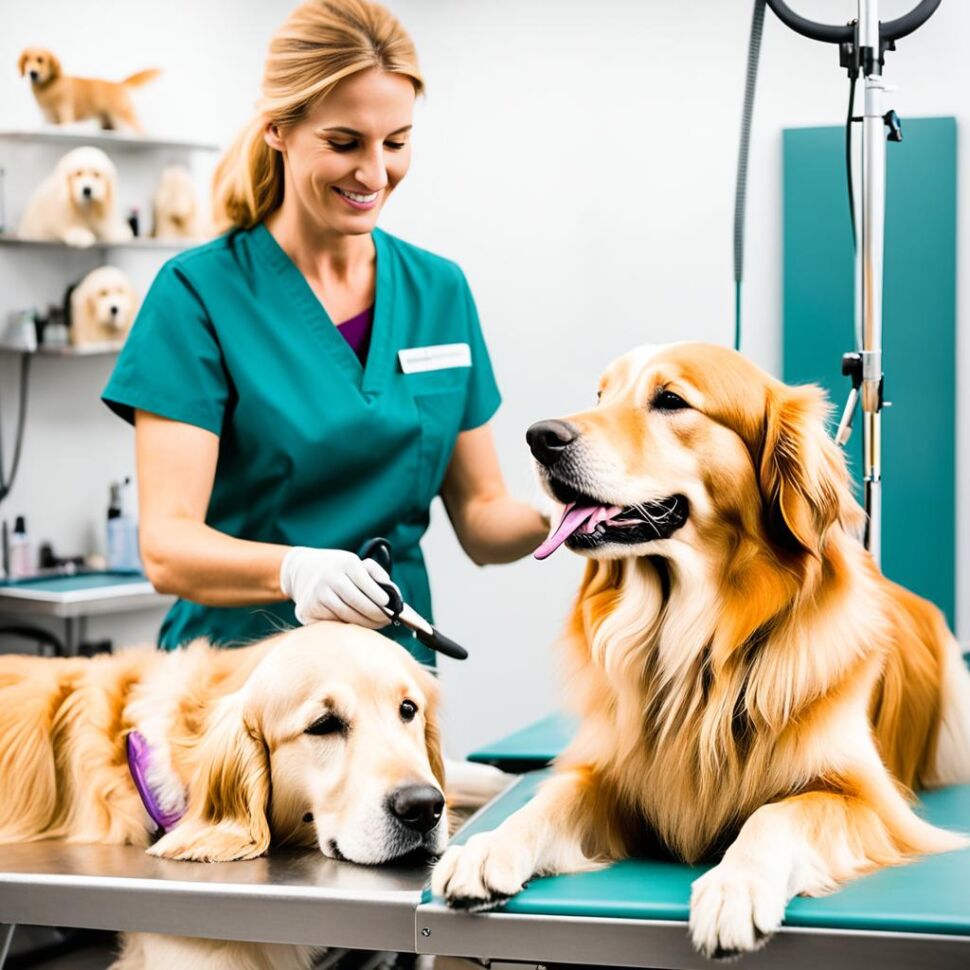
[151,165,207,240]
[69,266,138,347]
[18,146,132,247]
[18,47,160,132]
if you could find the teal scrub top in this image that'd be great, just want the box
[102,222,501,663]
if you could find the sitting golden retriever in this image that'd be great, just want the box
[70,265,139,347]
[18,146,132,247]
[151,165,208,241]
[433,342,970,957]
[18,47,159,131]
[0,622,447,969]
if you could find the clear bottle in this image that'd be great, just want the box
[8,515,33,579]
[106,480,142,572]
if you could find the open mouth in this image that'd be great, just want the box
[534,475,689,560]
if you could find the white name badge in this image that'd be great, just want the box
[398,343,471,374]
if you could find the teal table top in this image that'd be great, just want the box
[445,769,970,935]
[468,712,576,769]
[0,571,145,594]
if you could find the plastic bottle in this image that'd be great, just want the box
[106,479,142,572]
[8,515,33,579]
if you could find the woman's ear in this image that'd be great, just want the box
[758,384,862,558]
[263,122,286,153]
[148,696,271,862]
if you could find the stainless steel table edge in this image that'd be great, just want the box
[413,904,970,970]
[0,583,173,619]
[0,871,422,951]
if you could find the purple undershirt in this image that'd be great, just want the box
[337,306,374,364]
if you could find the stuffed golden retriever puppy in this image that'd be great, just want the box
[70,266,138,347]
[0,622,446,970]
[18,146,132,247]
[18,47,159,131]
[433,342,970,957]
[151,164,207,240]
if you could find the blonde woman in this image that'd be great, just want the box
[103,0,547,660]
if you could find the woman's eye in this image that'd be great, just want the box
[400,699,417,722]
[384,140,406,151]
[327,140,357,152]
[305,713,346,736]
[653,389,690,411]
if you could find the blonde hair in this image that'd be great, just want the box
[213,0,423,232]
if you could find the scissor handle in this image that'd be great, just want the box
[360,536,393,574]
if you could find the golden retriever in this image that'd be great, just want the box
[433,341,970,957]
[18,48,159,131]
[151,165,207,240]
[70,265,139,347]
[18,146,132,247]
[0,622,447,969]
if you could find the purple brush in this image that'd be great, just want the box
[126,730,185,832]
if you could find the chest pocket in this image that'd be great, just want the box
[408,367,468,504]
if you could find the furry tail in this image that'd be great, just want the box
[122,68,162,88]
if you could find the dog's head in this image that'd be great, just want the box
[150,623,446,865]
[56,147,117,214]
[529,342,862,565]
[18,47,60,85]
[73,266,137,334]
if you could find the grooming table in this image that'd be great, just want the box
[1,717,969,969]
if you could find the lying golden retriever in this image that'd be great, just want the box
[433,342,970,957]
[18,146,132,247]
[18,48,159,131]
[0,622,447,969]
[70,265,139,348]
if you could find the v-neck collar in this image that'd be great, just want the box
[252,222,394,396]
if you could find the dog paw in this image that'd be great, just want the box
[431,831,533,912]
[63,227,96,248]
[689,862,787,959]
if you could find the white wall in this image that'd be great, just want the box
[1,1,966,755]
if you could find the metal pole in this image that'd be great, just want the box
[858,0,885,565]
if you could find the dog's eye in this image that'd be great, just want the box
[652,389,690,412]
[399,699,417,722]
[305,713,346,737]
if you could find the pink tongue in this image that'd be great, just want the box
[533,502,623,560]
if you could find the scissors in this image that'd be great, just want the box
[360,537,469,661]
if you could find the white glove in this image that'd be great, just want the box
[280,547,398,629]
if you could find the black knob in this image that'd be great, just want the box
[526,419,578,465]
[387,784,444,834]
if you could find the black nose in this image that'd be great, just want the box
[82,186,92,198]
[387,784,444,834]
[29,70,39,81]
[526,419,578,466]
[109,305,119,315]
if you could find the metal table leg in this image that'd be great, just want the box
[0,924,15,969]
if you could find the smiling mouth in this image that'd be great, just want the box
[534,474,689,560]
[333,187,380,207]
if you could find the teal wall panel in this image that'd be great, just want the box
[783,118,956,628]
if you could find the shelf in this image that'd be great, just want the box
[0,234,197,253]
[0,340,123,357]
[0,128,220,153]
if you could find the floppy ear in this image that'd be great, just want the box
[48,52,61,78]
[420,675,446,789]
[759,384,861,558]
[148,696,271,862]
[18,51,28,76]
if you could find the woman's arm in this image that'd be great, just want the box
[135,410,288,605]
[439,423,549,566]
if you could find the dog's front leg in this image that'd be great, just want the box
[688,787,965,958]
[432,769,599,911]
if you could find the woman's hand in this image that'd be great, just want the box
[280,547,397,628]
[440,423,550,565]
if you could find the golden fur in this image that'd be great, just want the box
[151,165,208,240]
[434,342,970,957]
[18,48,159,131]
[0,622,446,969]
[70,266,139,347]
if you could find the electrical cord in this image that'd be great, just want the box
[846,72,858,252]
[734,0,767,353]
[0,353,32,504]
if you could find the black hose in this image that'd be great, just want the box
[0,354,32,503]
[734,0,767,352]
[846,73,857,252]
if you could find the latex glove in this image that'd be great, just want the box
[280,547,398,629]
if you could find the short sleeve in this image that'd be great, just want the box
[102,260,229,435]
[459,273,502,431]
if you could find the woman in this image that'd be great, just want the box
[103,0,547,662]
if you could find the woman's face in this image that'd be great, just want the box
[267,68,415,237]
